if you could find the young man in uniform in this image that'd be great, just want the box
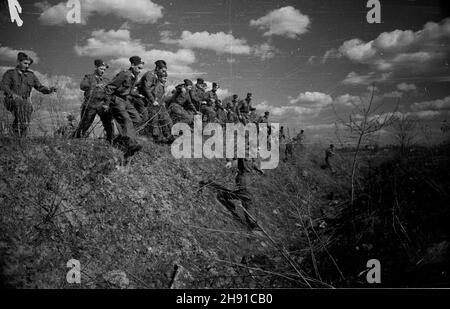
[1,52,56,136]
[168,79,199,126]
[105,56,144,158]
[190,78,207,113]
[74,59,113,142]
[236,93,253,125]
[145,71,174,144]
[134,60,168,128]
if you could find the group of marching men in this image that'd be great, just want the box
[73,55,272,157]
[0,51,275,229]
[0,52,272,158]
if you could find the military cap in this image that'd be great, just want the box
[94,59,109,68]
[130,56,144,65]
[232,94,238,98]
[17,52,33,65]
[212,82,219,88]
[264,111,270,115]
[155,60,167,68]
[247,93,252,97]
[250,107,256,111]
[184,79,193,86]
[197,78,205,84]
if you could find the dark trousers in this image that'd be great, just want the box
[4,96,33,136]
[130,97,149,126]
[200,105,216,123]
[227,111,239,123]
[217,187,256,228]
[215,108,228,125]
[238,113,250,125]
[325,157,334,172]
[147,104,173,139]
[109,96,141,148]
[75,100,114,142]
[217,173,256,228]
[284,143,294,161]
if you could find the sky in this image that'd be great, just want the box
[1,0,450,144]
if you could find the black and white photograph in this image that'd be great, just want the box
[0,0,449,293]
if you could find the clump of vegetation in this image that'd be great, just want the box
[319,143,450,287]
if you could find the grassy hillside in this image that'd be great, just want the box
[0,136,448,288]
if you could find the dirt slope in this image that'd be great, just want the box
[1,136,342,288]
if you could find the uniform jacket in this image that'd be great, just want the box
[258,115,269,124]
[80,73,109,104]
[190,84,207,109]
[205,90,219,106]
[237,98,252,115]
[106,68,138,99]
[137,70,160,105]
[1,67,52,99]
[226,99,238,112]
[171,84,197,112]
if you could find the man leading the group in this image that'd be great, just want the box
[1,52,56,137]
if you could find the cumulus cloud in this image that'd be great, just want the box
[411,96,450,111]
[339,39,376,62]
[254,101,311,117]
[396,82,417,92]
[35,1,68,25]
[36,0,164,25]
[250,6,310,39]
[337,18,450,74]
[342,71,392,85]
[252,42,277,60]
[303,123,337,130]
[165,31,251,55]
[253,92,332,121]
[334,94,361,107]
[75,29,147,57]
[75,29,200,76]
[161,30,277,60]
[373,110,442,121]
[382,91,403,98]
[409,110,442,119]
[0,45,39,63]
[290,91,333,107]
